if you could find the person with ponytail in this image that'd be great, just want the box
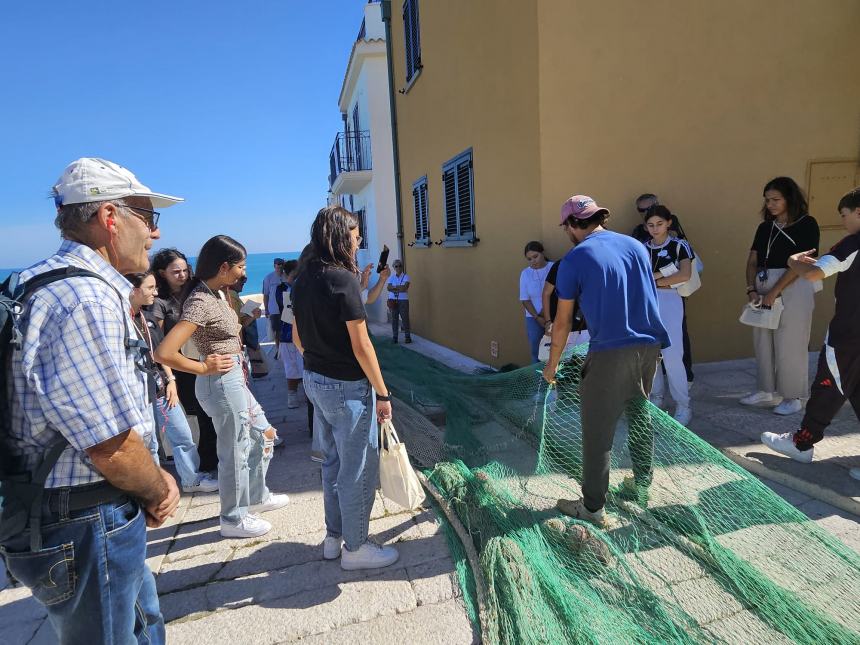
[126,271,218,493]
[155,235,288,539]
[150,247,220,473]
[291,206,399,571]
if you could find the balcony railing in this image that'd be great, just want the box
[329,131,372,188]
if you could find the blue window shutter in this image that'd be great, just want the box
[410,0,421,71]
[456,158,472,235]
[403,1,414,81]
[443,169,457,236]
[420,182,429,239]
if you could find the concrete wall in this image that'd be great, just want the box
[392,0,543,366]
[536,0,860,361]
[391,0,860,365]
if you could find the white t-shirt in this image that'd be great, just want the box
[387,272,411,301]
[519,262,553,318]
[262,271,285,313]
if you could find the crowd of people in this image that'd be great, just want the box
[0,159,400,642]
[1,156,858,643]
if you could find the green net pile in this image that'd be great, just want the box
[373,339,860,644]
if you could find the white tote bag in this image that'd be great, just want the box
[379,420,426,511]
[739,298,784,330]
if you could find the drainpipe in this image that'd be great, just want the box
[381,0,406,263]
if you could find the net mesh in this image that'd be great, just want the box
[374,338,860,645]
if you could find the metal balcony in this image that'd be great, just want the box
[328,131,372,195]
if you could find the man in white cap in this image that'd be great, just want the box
[0,158,184,642]
[543,195,668,527]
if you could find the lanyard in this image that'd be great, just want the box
[764,218,801,266]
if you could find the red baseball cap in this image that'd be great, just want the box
[560,195,610,225]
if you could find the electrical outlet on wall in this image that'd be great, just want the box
[490,340,499,359]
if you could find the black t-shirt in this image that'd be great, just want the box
[646,238,693,279]
[823,233,860,349]
[545,259,587,330]
[291,260,367,381]
[151,294,183,335]
[750,216,820,269]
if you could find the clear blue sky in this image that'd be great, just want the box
[0,1,368,268]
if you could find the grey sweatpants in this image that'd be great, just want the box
[752,268,816,399]
[580,343,661,511]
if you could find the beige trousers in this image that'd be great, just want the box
[752,268,815,399]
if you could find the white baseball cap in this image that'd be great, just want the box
[52,157,184,209]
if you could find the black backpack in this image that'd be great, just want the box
[0,267,129,551]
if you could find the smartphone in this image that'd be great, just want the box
[377,245,390,273]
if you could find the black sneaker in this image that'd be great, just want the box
[405,337,412,344]
[392,338,398,344]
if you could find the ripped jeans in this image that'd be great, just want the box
[196,356,273,524]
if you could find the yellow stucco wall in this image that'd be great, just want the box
[392,0,860,366]
[392,0,543,366]
[536,0,860,362]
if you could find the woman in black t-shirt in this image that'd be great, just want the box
[741,177,820,415]
[291,206,399,571]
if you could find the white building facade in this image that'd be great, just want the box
[329,1,398,323]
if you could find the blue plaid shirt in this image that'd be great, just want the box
[7,241,154,488]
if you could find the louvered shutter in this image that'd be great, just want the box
[443,169,457,236]
[412,185,422,239]
[420,182,429,239]
[403,1,415,81]
[456,159,472,235]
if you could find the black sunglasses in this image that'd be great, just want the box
[122,205,160,231]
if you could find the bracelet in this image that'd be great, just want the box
[376,391,392,402]
[165,376,177,383]
[746,288,756,295]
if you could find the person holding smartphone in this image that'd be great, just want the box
[291,206,399,571]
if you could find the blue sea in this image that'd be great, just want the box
[1,251,300,292]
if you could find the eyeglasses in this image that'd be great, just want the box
[122,205,160,231]
[356,235,363,245]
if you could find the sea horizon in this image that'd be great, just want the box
[1,250,301,292]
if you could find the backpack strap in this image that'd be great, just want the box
[9,267,138,549]
[17,267,132,351]
[26,437,69,551]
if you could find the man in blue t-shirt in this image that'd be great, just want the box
[543,195,669,526]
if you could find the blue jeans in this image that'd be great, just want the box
[195,357,272,524]
[525,316,545,364]
[0,497,164,644]
[156,396,202,488]
[303,370,378,551]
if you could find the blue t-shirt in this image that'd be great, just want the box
[555,230,669,352]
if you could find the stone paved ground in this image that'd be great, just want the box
[2,330,859,643]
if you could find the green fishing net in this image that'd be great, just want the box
[374,339,860,645]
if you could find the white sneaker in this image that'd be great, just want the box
[672,405,692,426]
[740,391,782,406]
[250,493,290,514]
[850,468,860,482]
[220,514,272,538]
[773,399,803,416]
[323,536,343,560]
[555,498,606,527]
[287,392,299,409]
[760,431,813,463]
[340,541,399,571]
[182,474,219,493]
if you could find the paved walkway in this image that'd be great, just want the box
[687,353,860,517]
[2,328,859,643]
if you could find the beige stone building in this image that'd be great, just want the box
[387,0,860,366]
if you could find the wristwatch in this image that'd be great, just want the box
[376,390,392,402]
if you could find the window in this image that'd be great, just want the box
[412,176,429,247]
[354,208,368,250]
[441,149,477,246]
[403,0,421,83]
